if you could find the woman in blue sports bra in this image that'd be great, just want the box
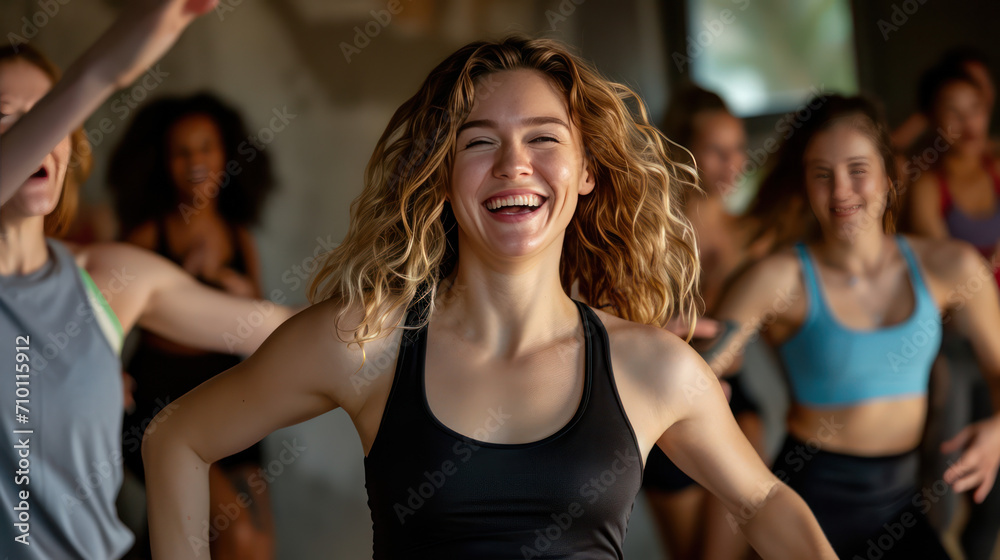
[707,95,1000,559]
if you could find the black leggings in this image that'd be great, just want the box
[773,435,951,559]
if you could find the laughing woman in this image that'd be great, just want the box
[143,37,835,559]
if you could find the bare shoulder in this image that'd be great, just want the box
[903,234,985,285]
[593,307,711,405]
[286,297,409,411]
[722,247,803,306]
[74,241,175,283]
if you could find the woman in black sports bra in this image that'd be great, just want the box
[109,94,276,559]
[143,36,835,559]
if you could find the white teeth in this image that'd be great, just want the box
[485,193,544,210]
[833,205,861,214]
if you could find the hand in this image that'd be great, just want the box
[665,316,721,339]
[214,267,258,298]
[942,416,1000,503]
[181,235,225,278]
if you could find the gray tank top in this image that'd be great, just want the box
[0,239,132,559]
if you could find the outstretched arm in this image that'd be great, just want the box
[700,252,803,377]
[656,344,835,559]
[84,242,299,354]
[0,0,216,205]
[143,300,376,558]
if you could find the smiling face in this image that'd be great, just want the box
[803,120,890,241]
[690,109,746,197]
[167,113,227,202]
[449,69,594,264]
[0,58,70,220]
[934,80,990,156]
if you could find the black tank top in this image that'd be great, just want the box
[364,298,644,559]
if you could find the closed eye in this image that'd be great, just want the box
[531,136,560,144]
[464,139,492,149]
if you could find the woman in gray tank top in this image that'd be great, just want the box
[0,2,296,558]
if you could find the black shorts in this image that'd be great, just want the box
[643,373,760,493]
[772,435,951,559]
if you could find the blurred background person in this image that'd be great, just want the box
[108,93,277,560]
[906,55,1000,560]
[643,83,769,560]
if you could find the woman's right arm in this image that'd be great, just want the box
[0,0,215,205]
[142,300,394,558]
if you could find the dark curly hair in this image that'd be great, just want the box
[108,92,275,237]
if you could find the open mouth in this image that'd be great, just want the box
[484,193,547,215]
[831,204,861,215]
[186,165,209,184]
[30,166,48,179]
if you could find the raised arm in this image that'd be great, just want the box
[0,0,216,205]
[142,299,384,558]
[651,338,835,558]
[83,242,298,354]
[936,242,1000,502]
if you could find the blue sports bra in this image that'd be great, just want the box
[777,235,942,407]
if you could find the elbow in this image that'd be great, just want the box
[140,405,197,468]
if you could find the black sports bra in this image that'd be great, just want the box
[364,298,644,559]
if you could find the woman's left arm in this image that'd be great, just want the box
[0,0,216,204]
[937,243,1000,503]
[645,335,836,559]
[84,242,298,355]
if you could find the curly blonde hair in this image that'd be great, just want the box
[308,36,701,351]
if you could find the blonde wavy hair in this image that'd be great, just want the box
[308,36,701,351]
